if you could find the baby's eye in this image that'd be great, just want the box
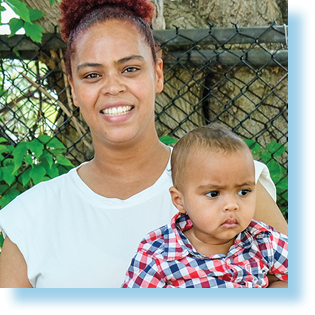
[206,191,219,198]
[237,189,250,196]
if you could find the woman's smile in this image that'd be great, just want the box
[101,105,134,116]
[100,103,135,123]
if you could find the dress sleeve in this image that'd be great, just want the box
[122,251,166,288]
[254,160,277,201]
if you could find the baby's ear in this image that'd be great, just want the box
[169,186,186,214]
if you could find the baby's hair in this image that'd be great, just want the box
[171,123,251,189]
[58,0,157,75]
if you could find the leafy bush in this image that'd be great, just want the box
[0,135,75,249]
[244,139,288,219]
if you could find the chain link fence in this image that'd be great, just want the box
[0,22,288,217]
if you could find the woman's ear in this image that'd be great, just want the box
[68,76,79,107]
[169,186,186,214]
[155,58,164,94]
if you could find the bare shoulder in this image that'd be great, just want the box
[0,237,32,288]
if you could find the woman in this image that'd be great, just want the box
[0,0,287,288]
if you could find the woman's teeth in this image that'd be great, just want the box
[102,106,133,116]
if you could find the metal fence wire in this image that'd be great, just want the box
[0,22,288,217]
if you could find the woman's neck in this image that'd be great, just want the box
[93,128,167,168]
[77,134,171,199]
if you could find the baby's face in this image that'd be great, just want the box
[178,148,256,245]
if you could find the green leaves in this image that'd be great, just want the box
[159,135,177,145]
[27,138,44,158]
[245,139,288,218]
[244,139,261,154]
[8,17,23,34]
[29,165,49,185]
[29,8,45,21]
[0,4,6,12]
[245,140,287,179]
[56,155,74,167]
[4,0,31,23]
[266,142,286,157]
[0,232,4,250]
[3,0,45,42]
[1,165,16,186]
[23,21,45,42]
[0,136,75,209]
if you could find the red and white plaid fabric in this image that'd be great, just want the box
[122,212,288,288]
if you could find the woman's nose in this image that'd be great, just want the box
[101,73,126,95]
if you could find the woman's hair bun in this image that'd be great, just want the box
[59,0,155,41]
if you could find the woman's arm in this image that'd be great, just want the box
[0,236,32,288]
[254,181,288,235]
[268,280,288,288]
[267,275,288,288]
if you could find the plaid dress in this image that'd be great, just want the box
[122,213,288,288]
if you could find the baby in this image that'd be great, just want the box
[122,124,288,288]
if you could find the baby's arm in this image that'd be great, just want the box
[122,251,166,288]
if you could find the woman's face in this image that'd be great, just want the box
[69,19,164,147]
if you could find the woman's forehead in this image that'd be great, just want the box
[73,20,150,59]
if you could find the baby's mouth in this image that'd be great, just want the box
[101,105,133,116]
[221,218,238,227]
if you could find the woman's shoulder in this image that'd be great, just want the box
[20,167,77,198]
[253,160,276,201]
[0,167,82,240]
[1,167,79,213]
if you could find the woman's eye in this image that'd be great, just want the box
[237,189,250,196]
[123,67,139,73]
[85,73,100,79]
[206,191,219,198]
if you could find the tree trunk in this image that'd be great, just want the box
[163,0,287,28]
[155,0,288,147]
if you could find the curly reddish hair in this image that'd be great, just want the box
[58,0,157,76]
[59,0,155,41]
